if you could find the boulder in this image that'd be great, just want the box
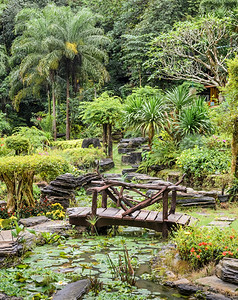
[19,216,49,227]
[218,195,230,203]
[52,279,91,300]
[122,167,138,175]
[99,158,114,172]
[177,197,216,208]
[118,147,134,154]
[120,137,147,146]
[216,258,238,284]
[82,138,101,148]
[176,283,201,295]
[121,152,142,165]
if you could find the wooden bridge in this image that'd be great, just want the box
[67,175,196,238]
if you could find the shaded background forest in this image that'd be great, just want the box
[0,0,214,134]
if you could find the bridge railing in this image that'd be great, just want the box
[88,174,186,238]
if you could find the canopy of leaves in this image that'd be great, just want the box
[147,15,237,87]
[81,92,122,125]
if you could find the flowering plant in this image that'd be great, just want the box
[172,226,238,268]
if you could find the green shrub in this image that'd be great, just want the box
[13,126,51,153]
[63,147,104,168]
[139,133,179,173]
[172,226,238,268]
[179,134,205,151]
[203,135,231,150]
[5,135,30,155]
[177,146,231,182]
[51,139,83,150]
[0,138,14,156]
[0,154,70,212]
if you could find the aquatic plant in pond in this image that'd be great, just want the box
[0,232,180,299]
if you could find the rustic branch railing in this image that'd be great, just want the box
[87,174,186,238]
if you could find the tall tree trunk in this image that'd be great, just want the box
[66,72,70,140]
[52,85,57,141]
[108,123,113,159]
[231,116,238,177]
[51,72,57,141]
[102,124,108,155]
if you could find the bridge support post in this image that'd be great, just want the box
[169,191,176,214]
[92,190,98,217]
[162,190,168,239]
[91,190,98,234]
[102,191,107,208]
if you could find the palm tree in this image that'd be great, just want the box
[38,4,109,139]
[11,7,58,139]
[11,4,109,140]
[124,86,166,148]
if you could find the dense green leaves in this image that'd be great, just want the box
[124,86,165,147]
[81,92,122,125]
[147,15,237,87]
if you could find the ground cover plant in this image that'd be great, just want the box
[0,233,176,300]
[0,200,65,222]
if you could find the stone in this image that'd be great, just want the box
[41,173,101,209]
[121,152,142,164]
[120,137,147,147]
[197,190,218,198]
[122,167,138,175]
[52,279,91,300]
[216,258,238,284]
[216,217,236,222]
[124,173,159,182]
[149,164,167,172]
[31,220,72,236]
[82,138,101,148]
[104,173,122,179]
[203,292,233,300]
[218,195,230,203]
[20,231,37,249]
[140,145,150,152]
[177,197,216,208]
[196,275,238,295]
[173,278,190,285]
[118,147,134,154]
[0,293,23,300]
[176,283,201,295]
[99,158,114,172]
[19,216,49,227]
[208,221,231,227]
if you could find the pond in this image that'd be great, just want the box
[0,228,189,299]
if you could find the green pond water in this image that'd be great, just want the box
[0,228,189,299]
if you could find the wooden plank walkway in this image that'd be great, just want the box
[67,207,196,233]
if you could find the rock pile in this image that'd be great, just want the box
[41,173,101,209]
[119,137,148,166]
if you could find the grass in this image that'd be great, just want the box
[103,144,131,174]
[177,202,238,230]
